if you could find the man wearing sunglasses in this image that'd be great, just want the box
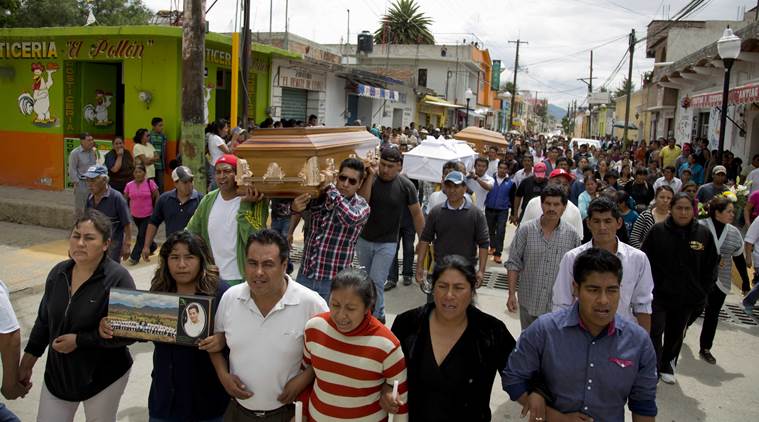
[291,158,371,302]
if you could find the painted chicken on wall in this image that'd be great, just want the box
[18,62,59,127]
[83,90,113,126]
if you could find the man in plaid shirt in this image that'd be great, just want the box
[291,157,371,301]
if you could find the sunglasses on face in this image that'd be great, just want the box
[338,174,360,186]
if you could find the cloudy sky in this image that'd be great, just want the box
[144,0,747,109]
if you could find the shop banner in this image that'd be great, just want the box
[689,83,759,109]
[356,83,399,101]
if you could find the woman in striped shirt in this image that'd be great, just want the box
[303,268,408,421]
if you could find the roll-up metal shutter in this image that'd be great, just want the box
[281,88,307,121]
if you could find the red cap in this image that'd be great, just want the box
[549,168,575,181]
[215,154,238,169]
[533,162,547,178]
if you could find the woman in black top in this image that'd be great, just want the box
[100,231,230,421]
[20,209,135,420]
[391,255,517,422]
[104,136,135,193]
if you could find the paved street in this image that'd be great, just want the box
[1,221,758,421]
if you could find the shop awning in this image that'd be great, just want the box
[422,95,462,108]
[356,83,399,101]
[689,82,759,109]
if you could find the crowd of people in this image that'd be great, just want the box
[1,124,758,422]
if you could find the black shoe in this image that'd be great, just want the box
[384,280,397,291]
[699,349,717,365]
[402,276,413,286]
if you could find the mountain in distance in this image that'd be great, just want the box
[547,104,567,121]
[109,303,176,316]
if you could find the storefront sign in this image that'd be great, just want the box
[356,83,398,101]
[64,62,76,132]
[276,66,325,91]
[0,41,58,58]
[207,48,232,67]
[690,83,759,109]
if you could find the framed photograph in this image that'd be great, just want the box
[107,288,214,346]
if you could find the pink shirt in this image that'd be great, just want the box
[749,190,759,221]
[124,179,157,218]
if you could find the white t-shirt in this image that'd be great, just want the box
[133,142,157,178]
[747,167,759,194]
[487,159,499,176]
[521,196,584,238]
[466,173,494,210]
[208,133,227,165]
[0,280,19,334]
[745,216,759,264]
[215,278,329,411]
[208,194,241,281]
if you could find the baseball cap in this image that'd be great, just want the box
[215,154,238,169]
[444,171,465,185]
[380,146,403,163]
[680,167,693,174]
[549,168,576,181]
[171,166,194,182]
[712,165,727,175]
[83,165,107,179]
[533,162,547,178]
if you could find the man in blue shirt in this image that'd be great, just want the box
[484,161,515,264]
[503,248,658,422]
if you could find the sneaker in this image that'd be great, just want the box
[699,349,717,365]
[660,372,676,384]
[402,276,413,286]
[744,303,755,315]
[383,280,397,291]
[493,255,502,264]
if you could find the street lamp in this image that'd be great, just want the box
[716,26,741,163]
[464,88,473,129]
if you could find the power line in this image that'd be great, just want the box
[522,33,628,68]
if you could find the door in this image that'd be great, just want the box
[281,88,307,121]
[392,108,403,129]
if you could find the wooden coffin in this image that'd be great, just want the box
[235,127,379,197]
[453,126,508,155]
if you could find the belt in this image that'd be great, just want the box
[234,400,293,418]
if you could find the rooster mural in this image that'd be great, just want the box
[83,90,113,126]
[18,62,59,126]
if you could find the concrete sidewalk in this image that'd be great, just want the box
[0,185,75,230]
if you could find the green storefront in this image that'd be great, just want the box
[0,25,298,190]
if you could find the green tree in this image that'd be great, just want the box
[614,77,635,99]
[500,81,515,96]
[7,0,151,27]
[374,0,434,45]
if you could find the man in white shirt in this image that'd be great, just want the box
[511,155,533,188]
[653,166,682,194]
[183,303,206,338]
[486,146,500,175]
[211,230,328,420]
[465,157,494,210]
[552,197,654,331]
[0,280,30,419]
[520,169,584,238]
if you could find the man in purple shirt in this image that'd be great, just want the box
[503,248,657,422]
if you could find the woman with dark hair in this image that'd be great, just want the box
[104,136,135,193]
[302,268,408,421]
[391,255,517,422]
[133,128,159,183]
[630,185,674,249]
[20,209,135,420]
[693,196,750,365]
[101,231,230,421]
[206,119,230,190]
[123,164,158,265]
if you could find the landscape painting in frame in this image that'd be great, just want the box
[107,288,213,346]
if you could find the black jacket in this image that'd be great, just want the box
[26,256,135,401]
[641,216,719,307]
[391,304,516,422]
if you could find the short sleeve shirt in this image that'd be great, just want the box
[0,280,19,334]
[361,175,419,243]
[133,142,157,178]
[124,179,157,218]
[745,217,759,264]
[466,173,495,210]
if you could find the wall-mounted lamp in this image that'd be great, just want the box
[138,91,152,109]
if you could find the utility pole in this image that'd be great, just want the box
[508,39,527,132]
[284,0,289,50]
[622,29,636,147]
[240,0,251,128]
[181,0,207,193]
[346,9,350,48]
[269,0,272,42]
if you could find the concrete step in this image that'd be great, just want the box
[0,186,75,230]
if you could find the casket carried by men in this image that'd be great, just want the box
[402,137,477,183]
[235,127,378,197]
[453,126,508,154]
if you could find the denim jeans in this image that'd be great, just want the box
[485,208,509,256]
[389,224,416,282]
[0,403,19,422]
[270,217,293,274]
[296,271,332,302]
[356,238,397,320]
[131,216,157,262]
[744,274,759,307]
